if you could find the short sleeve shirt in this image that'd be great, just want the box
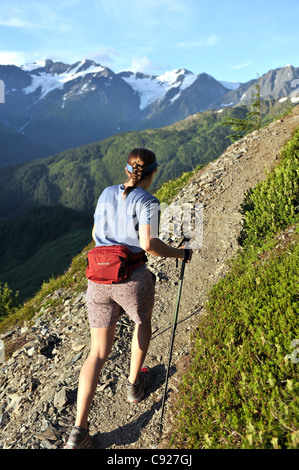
[93,184,160,254]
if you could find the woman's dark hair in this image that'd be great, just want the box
[123,148,157,199]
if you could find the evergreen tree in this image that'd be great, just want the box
[221,76,262,141]
[0,283,19,321]
[246,77,261,129]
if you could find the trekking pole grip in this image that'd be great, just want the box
[176,237,191,268]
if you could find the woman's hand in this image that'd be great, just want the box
[179,246,193,263]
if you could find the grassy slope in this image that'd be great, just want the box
[170,127,299,449]
[3,98,293,221]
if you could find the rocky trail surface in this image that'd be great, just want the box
[1,106,299,450]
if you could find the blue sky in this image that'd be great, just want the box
[0,0,298,83]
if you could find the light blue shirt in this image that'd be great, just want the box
[94,184,160,254]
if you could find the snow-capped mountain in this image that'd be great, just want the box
[119,69,198,110]
[22,59,107,100]
[0,59,298,167]
[210,64,299,110]
[0,59,231,158]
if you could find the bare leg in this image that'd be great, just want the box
[128,308,153,385]
[75,324,116,429]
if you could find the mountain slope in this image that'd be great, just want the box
[0,123,54,166]
[0,205,92,301]
[0,106,298,450]
[1,60,298,166]
[137,72,229,130]
[0,106,245,220]
[210,64,299,109]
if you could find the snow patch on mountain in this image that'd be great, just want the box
[121,69,197,110]
[22,59,105,100]
[20,58,240,107]
[219,80,241,90]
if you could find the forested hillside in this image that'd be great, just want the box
[0,107,244,219]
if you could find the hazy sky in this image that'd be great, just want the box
[0,0,298,82]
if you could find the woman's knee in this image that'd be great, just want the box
[90,325,116,360]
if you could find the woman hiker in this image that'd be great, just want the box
[65,147,192,448]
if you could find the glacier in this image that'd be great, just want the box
[121,69,197,110]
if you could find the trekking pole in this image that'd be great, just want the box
[159,238,190,434]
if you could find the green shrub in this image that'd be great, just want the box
[172,226,299,449]
[240,128,299,246]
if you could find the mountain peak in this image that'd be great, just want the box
[22,59,109,100]
[32,59,71,75]
[21,58,107,76]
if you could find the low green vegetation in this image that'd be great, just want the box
[0,239,93,334]
[239,131,299,246]
[170,128,299,449]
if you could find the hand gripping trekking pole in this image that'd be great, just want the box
[159,238,191,434]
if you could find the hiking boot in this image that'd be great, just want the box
[127,366,153,403]
[64,425,94,449]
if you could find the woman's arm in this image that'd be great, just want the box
[139,224,192,261]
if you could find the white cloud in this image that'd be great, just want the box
[129,56,155,74]
[231,61,252,70]
[206,35,219,47]
[0,2,73,33]
[0,50,28,66]
[86,48,120,68]
[176,35,220,49]
[98,0,186,15]
[0,16,34,29]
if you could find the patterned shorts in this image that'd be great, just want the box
[86,269,155,328]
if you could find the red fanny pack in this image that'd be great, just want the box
[86,245,146,284]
